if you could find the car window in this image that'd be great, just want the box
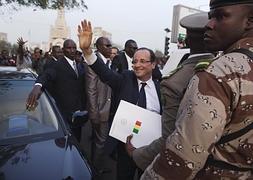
[0,80,60,140]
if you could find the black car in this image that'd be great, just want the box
[0,66,92,180]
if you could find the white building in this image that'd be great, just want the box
[49,7,70,48]
[171,4,204,43]
[0,32,8,41]
[92,27,112,48]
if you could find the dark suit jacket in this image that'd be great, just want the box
[42,57,58,96]
[36,57,87,123]
[43,57,57,71]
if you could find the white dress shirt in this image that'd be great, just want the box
[97,52,111,68]
[64,56,76,71]
[52,56,58,61]
[137,78,160,114]
[124,52,133,71]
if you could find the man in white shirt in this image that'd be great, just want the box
[111,39,138,72]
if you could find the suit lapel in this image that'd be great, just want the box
[123,53,129,70]
[77,62,85,76]
[132,74,139,104]
[62,57,77,78]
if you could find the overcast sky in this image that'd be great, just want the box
[0,0,209,51]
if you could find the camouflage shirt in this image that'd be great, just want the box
[141,38,253,180]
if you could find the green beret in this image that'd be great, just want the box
[180,12,208,31]
[210,0,253,9]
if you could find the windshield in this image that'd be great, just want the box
[0,80,60,140]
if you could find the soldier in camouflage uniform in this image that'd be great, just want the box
[125,12,215,171]
[141,0,253,179]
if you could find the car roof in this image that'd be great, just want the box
[0,66,37,80]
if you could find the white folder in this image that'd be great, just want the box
[109,100,162,148]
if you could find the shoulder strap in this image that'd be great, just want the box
[231,48,253,59]
[194,61,212,72]
[217,122,253,145]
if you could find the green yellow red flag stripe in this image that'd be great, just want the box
[133,120,142,134]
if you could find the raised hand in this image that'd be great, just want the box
[77,20,93,54]
[17,37,27,47]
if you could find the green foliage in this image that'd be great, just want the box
[0,0,88,10]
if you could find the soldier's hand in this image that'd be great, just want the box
[26,85,42,111]
[125,134,136,157]
[77,20,93,55]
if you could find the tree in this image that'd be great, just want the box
[0,0,88,11]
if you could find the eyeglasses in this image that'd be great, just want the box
[132,60,152,64]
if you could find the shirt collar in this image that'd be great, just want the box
[64,56,76,68]
[124,52,132,62]
[52,56,58,61]
[64,56,74,62]
[98,52,109,64]
[137,77,153,88]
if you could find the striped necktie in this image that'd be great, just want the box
[73,61,79,77]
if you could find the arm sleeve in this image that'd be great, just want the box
[85,66,99,124]
[89,56,123,90]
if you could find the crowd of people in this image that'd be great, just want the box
[0,49,16,66]
[3,0,253,179]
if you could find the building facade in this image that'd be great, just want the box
[48,7,70,47]
[0,32,8,42]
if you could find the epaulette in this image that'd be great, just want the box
[194,59,214,72]
[162,65,183,79]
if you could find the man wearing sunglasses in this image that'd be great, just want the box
[78,20,162,180]
[111,39,138,73]
[86,37,113,177]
